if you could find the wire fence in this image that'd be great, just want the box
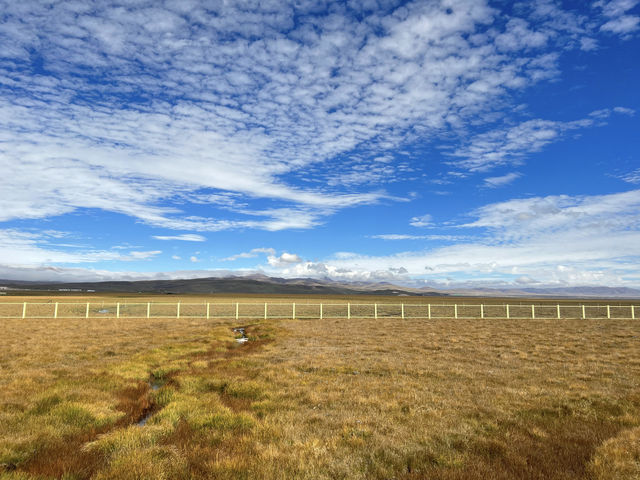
[0,301,638,320]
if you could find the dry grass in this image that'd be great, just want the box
[0,296,639,479]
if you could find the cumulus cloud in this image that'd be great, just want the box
[272,261,414,283]
[271,190,640,287]
[267,252,303,267]
[4,190,639,287]
[597,0,640,36]
[222,248,302,267]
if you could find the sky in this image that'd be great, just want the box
[1,0,639,289]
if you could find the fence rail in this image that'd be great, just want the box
[0,302,638,320]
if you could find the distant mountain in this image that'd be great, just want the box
[441,286,640,299]
[0,276,443,297]
[1,276,638,298]
[520,286,640,298]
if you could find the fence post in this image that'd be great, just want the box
[206,302,210,319]
[557,304,560,319]
[264,302,267,320]
[480,304,484,319]
[454,304,458,319]
[22,302,26,319]
[176,302,180,319]
[632,305,635,320]
[320,303,323,320]
[236,302,239,321]
[428,304,431,320]
[292,303,296,320]
[147,302,150,319]
[506,304,509,319]
[374,303,378,319]
[116,303,120,318]
[86,302,90,319]
[347,303,351,320]
[401,303,405,319]
[582,305,586,319]
[531,304,535,319]
[607,305,610,319]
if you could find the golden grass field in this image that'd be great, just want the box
[0,295,639,479]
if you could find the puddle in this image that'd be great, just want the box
[98,309,110,314]
[233,327,249,344]
[0,463,16,472]
[137,378,163,426]
[137,411,153,426]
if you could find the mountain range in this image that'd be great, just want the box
[1,274,639,298]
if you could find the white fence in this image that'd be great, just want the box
[0,302,638,320]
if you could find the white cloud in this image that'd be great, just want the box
[273,261,413,283]
[371,234,431,240]
[267,252,303,267]
[449,110,629,172]
[3,190,639,287]
[219,247,303,267]
[483,172,521,188]
[597,0,639,17]
[0,0,601,231]
[271,190,640,287]
[153,234,206,242]
[371,234,468,241]
[222,248,276,262]
[410,214,433,227]
[190,256,199,263]
[619,168,640,184]
[171,255,181,260]
[613,106,636,115]
[128,250,162,260]
[0,1,637,287]
[601,16,640,33]
[597,0,640,36]
[0,229,162,265]
[0,265,252,283]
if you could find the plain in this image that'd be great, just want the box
[0,295,639,480]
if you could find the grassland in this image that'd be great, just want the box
[1,295,639,479]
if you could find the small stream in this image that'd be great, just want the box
[137,380,162,426]
[137,328,248,428]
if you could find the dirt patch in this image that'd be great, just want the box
[400,417,625,480]
[18,428,107,479]
[17,380,156,479]
[219,393,253,412]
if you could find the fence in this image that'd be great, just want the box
[0,302,638,320]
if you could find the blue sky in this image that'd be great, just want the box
[1,0,639,288]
